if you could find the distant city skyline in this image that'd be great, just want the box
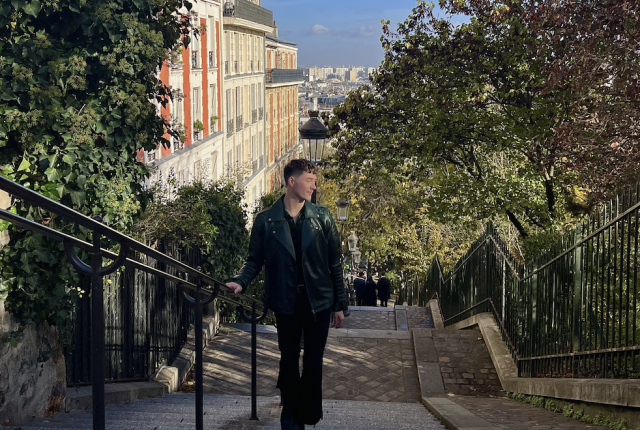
[263,0,454,68]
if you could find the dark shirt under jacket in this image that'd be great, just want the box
[283,200,305,287]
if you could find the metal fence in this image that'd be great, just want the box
[428,184,640,379]
[66,242,200,385]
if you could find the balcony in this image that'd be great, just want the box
[223,0,273,28]
[266,68,304,84]
[209,51,215,68]
[252,160,258,174]
[258,107,264,120]
[236,115,243,131]
[234,61,238,73]
[259,154,265,169]
[227,119,234,137]
[250,60,254,72]
[251,109,257,123]
[225,61,229,74]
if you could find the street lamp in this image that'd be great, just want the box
[347,231,358,252]
[335,198,350,221]
[351,249,362,267]
[299,111,328,203]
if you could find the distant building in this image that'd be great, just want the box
[265,34,304,191]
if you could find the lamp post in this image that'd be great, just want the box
[299,111,328,204]
[347,231,358,252]
[335,198,351,314]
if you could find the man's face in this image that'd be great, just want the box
[289,171,317,201]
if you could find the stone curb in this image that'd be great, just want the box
[422,397,497,430]
[347,306,395,312]
[429,299,445,329]
[449,313,640,410]
[152,316,217,393]
[65,382,168,411]
[65,317,218,412]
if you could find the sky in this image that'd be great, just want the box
[262,0,448,68]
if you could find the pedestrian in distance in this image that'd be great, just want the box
[226,159,346,430]
[364,274,377,307]
[377,272,391,308]
[353,271,366,306]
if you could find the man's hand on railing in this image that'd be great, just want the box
[226,282,243,295]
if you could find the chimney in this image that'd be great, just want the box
[273,20,278,38]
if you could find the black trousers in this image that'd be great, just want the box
[356,294,364,306]
[275,290,331,426]
[380,299,388,307]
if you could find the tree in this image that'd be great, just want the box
[328,0,579,239]
[529,0,640,200]
[0,0,194,342]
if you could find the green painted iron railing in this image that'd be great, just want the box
[428,184,640,379]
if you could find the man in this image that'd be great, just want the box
[353,271,366,306]
[226,159,346,430]
[377,272,391,308]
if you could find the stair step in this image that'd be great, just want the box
[12,394,445,430]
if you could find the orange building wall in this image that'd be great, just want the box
[182,43,192,147]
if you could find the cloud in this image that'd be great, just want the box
[339,25,377,38]
[308,24,331,35]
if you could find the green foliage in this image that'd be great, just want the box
[193,120,205,132]
[0,0,195,344]
[328,0,589,244]
[507,392,636,429]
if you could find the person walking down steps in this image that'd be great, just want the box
[226,159,347,430]
[353,271,366,306]
[377,272,391,307]
[364,274,377,307]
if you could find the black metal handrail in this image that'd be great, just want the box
[0,175,270,430]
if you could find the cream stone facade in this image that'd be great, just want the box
[265,35,304,191]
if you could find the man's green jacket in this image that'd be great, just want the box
[230,198,346,316]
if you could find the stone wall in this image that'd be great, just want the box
[0,190,67,425]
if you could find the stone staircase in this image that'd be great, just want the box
[11,393,445,430]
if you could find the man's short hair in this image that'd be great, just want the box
[358,271,364,277]
[283,159,317,186]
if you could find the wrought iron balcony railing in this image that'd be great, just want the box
[234,61,238,73]
[236,115,243,131]
[224,61,229,74]
[227,119,234,137]
[258,107,264,120]
[266,68,304,84]
[224,0,273,27]
[251,109,257,123]
[259,154,265,169]
[209,51,215,68]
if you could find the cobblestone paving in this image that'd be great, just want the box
[450,396,605,429]
[191,326,420,404]
[340,310,396,330]
[432,328,505,397]
[406,306,435,329]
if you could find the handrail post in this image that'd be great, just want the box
[572,225,584,374]
[250,300,258,421]
[91,229,106,430]
[195,271,204,430]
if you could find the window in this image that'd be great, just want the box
[252,135,257,161]
[194,160,201,180]
[209,18,216,68]
[209,84,217,130]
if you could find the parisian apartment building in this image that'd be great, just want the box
[141,0,304,206]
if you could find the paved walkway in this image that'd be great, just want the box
[340,308,396,330]
[190,324,420,403]
[186,306,611,430]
